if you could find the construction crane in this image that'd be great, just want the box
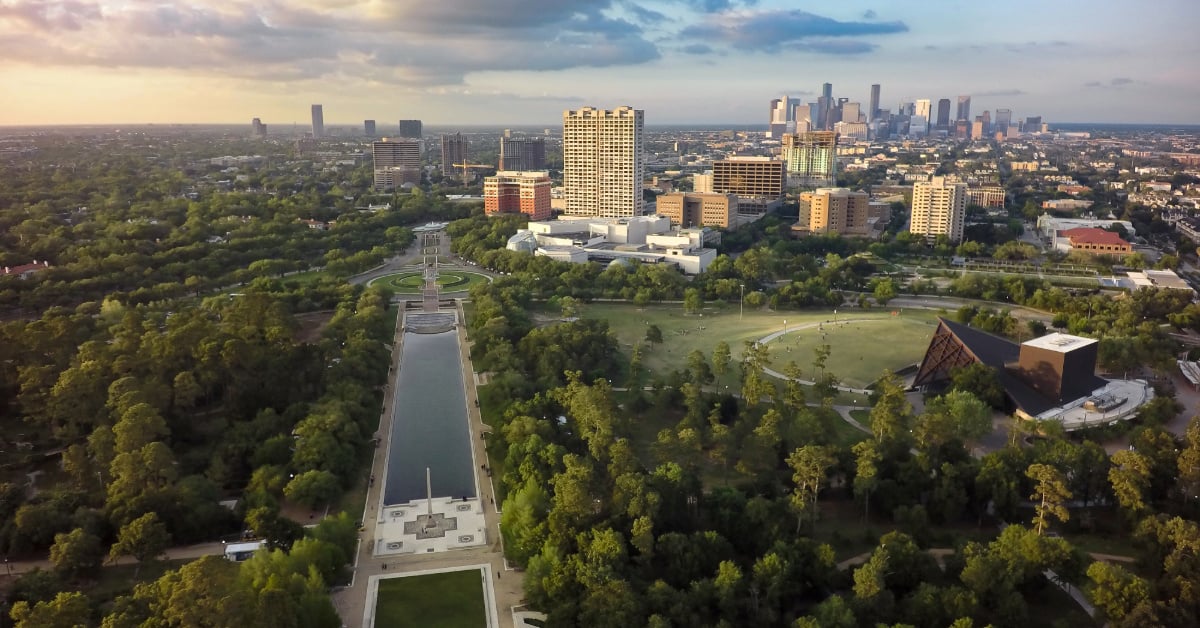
[452,162,493,182]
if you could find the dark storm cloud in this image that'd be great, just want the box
[625,2,668,24]
[680,9,908,52]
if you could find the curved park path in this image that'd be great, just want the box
[756,317,892,396]
[836,546,1135,618]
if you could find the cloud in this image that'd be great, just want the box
[679,9,908,53]
[624,2,667,24]
[862,9,877,19]
[0,0,100,31]
[680,43,715,55]
[1083,77,1140,89]
[0,0,662,85]
[677,0,759,12]
[785,40,878,55]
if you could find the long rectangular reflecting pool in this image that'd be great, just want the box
[382,329,477,505]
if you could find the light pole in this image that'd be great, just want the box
[740,284,745,320]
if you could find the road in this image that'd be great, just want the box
[0,540,228,577]
[884,295,1054,323]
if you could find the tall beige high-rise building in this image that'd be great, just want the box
[562,106,644,218]
[372,138,421,190]
[911,176,967,242]
[781,131,837,187]
[797,188,885,236]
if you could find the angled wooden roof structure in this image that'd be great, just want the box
[913,318,1105,416]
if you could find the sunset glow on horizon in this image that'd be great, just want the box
[1,0,1197,126]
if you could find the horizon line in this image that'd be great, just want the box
[2,121,1200,129]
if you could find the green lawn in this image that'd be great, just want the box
[283,269,331,286]
[586,302,936,390]
[369,271,491,294]
[829,412,870,447]
[88,558,191,605]
[374,570,487,628]
[777,316,937,389]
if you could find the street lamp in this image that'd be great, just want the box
[740,284,745,320]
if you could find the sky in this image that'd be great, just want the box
[1,0,1198,126]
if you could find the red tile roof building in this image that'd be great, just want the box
[1,260,50,279]
[1058,227,1132,256]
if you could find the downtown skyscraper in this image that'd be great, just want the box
[310,104,324,138]
[956,96,971,122]
[562,106,644,218]
[936,99,952,130]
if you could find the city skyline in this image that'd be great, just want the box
[0,0,1197,126]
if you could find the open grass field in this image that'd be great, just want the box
[585,302,938,391]
[775,316,938,389]
[282,269,331,285]
[374,569,487,628]
[368,271,491,294]
[88,559,191,605]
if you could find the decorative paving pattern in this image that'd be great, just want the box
[403,513,458,539]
